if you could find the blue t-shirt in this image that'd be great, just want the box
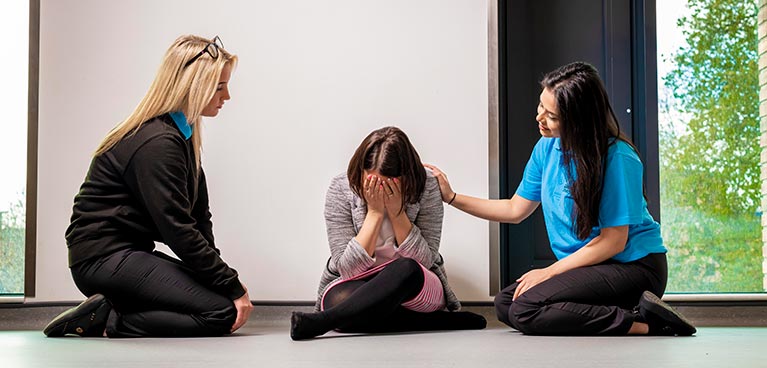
[515,137,666,262]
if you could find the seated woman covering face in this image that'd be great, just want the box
[290,127,486,340]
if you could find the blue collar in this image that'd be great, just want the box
[169,111,192,140]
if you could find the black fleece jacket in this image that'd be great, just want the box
[65,113,245,300]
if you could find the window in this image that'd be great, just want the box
[657,0,762,292]
[0,1,29,295]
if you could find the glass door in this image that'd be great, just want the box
[0,0,30,297]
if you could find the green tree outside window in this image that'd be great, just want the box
[0,197,25,294]
[660,0,761,292]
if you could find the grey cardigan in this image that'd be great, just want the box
[314,171,461,312]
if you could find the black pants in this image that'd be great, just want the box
[71,249,236,338]
[494,252,667,335]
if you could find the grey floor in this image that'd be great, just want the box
[2,305,767,368]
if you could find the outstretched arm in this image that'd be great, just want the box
[424,164,540,224]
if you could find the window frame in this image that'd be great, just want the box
[24,0,39,298]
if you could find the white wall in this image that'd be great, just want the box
[33,0,490,302]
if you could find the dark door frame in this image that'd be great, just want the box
[490,0,658,294]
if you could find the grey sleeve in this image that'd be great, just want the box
[396,176,444,269]
[324,176,375,279]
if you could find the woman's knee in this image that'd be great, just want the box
[382,258,424,285]
[200,300,238,334]
[222,302,237,321]
[388,257,421,275]
[493,289,514,326]
[493,284,541,334]
[507,296,546,335]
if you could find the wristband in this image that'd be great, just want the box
[447,192,457,205]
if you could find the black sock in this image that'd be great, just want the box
[290,311,334,340]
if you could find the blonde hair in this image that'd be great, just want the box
[95,35,237,169]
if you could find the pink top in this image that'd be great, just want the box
[372,214,398,267]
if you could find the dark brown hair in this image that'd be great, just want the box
[347,127,426,213]
[541,61,638,239]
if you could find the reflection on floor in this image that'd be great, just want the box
[3,326,766,368]
[1,305,765,368]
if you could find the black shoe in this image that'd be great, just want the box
[43,294,111,337]
[638,291,696,336]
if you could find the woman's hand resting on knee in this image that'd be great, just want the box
[231,284,254,333]
[513,268,555,300]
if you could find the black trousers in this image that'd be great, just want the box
[71,249,236,338]
[494,252,667,335]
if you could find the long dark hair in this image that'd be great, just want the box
[347,127,426,213]
[541,61,636,239]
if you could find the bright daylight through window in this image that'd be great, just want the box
[657,0,762,292]
[0,1,29,295]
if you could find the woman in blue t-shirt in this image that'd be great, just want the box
[425,62,695,336]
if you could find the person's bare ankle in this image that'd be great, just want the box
[627,321,649,335]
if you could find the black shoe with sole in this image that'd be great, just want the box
[43,294,111,337]
[638,291,696,336]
